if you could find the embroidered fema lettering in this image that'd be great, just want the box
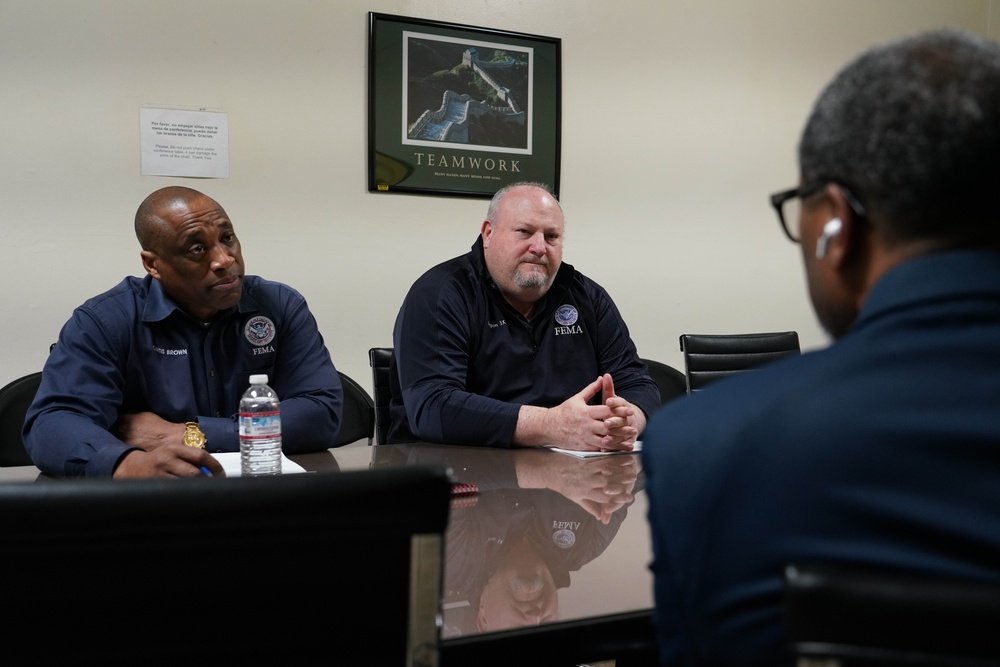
[244,316,276,346]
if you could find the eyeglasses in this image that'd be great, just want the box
[769,183,867,243]
[770,184,824,243]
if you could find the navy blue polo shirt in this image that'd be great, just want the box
[24,275,342,476]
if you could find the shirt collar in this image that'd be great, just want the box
[140,275,260,324]
[857,249,1000,327]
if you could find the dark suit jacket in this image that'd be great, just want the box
[641,249,1000,665]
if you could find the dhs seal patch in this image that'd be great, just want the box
[554,304,578,326]
[552,529,576,549]
[244,316,276,346]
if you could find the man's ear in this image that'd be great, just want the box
[480,219,494,248]
[140,250,160,279]
[815,218,842,259]
[817,184,861,268]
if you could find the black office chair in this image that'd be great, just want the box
[641,358,687,406]
[679,331,800,393]
[0,372,42,467]
[2,466,452,665]
[369,346,395,445]
[784,563,1000,667]
[334,371,375,446]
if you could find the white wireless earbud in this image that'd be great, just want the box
[816,218,843,259]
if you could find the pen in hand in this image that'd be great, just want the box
[199,465,213,477]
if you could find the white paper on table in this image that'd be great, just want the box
[547,441,643,459]
[210,451,307,477]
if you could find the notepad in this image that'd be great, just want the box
[211,452,308,476]
[547,441,642,458]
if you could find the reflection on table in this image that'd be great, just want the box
[367,443,652,644]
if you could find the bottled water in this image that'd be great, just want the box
[240,374,282,476]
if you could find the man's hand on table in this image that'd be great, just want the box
[514,374,644,451]
[113,444,225,479]
[113,411,225,478]
[600,373,645,449]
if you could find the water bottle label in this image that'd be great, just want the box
[239,410,281,439]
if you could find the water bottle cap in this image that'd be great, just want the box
[249,374,269,385]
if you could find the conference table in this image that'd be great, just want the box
[0,440,657,667]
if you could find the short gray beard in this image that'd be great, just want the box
[514,269,549,288]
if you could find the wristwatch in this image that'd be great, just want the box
[182,421,207,449]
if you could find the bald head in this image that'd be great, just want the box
[135,186,220,252]
[486,182,563,226]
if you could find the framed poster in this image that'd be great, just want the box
[368,12,561,198]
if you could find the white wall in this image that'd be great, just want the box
[2,0,997,391]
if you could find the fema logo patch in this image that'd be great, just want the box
[552,529,576,549]
[244,316,276,346]
[554,304,578,326]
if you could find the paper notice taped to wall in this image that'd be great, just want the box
[139,107,229,178]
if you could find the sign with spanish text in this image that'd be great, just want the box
[139,107,229,178]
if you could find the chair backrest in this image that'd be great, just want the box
[369,347,395,445]
[784,563,1000,667]
[679,331,800,393]
[2,466,452,665]
[0,372,42,467]
[640,358,687,406]
[335,371,375,446]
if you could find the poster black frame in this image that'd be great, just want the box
[367,12,562,198]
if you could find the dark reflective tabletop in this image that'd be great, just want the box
[307,441,655,645]
[0,441,656,664]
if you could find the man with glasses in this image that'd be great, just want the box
[642,30,1000,665]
